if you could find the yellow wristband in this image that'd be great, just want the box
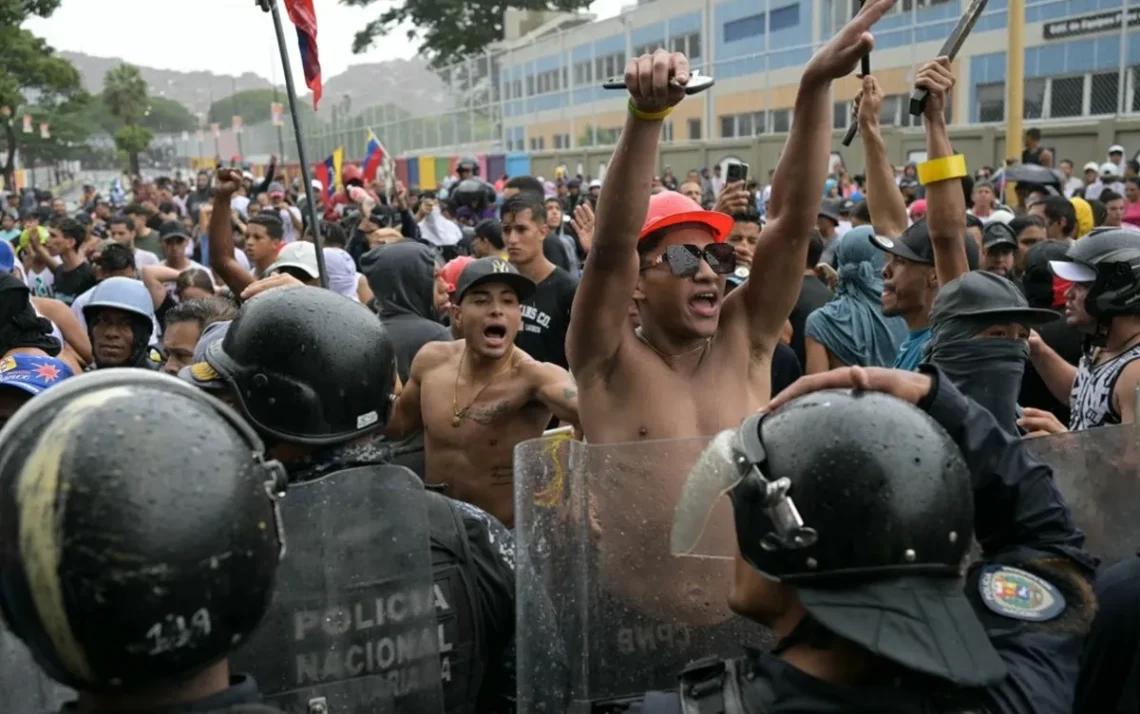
[628,99,673,122]
[917,154,967,186]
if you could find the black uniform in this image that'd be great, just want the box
[193,285,525,714]
[286,440,518,713]
[632,368,1094,714]
[56,676,283,714]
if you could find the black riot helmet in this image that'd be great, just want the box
[451,178,497,212]
[0,369,285,693]
[456,155,479,176]
[672,389,1006,687]
[1049,228,1140,320]
[205,285,398,445]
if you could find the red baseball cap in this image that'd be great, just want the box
[440,256,475,294]
[639,191,734,243]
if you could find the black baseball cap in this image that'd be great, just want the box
[982,222,1018,251]
[818,200,840,225]
[869,220,980,270]
[158,220,189,242]
[930,270,1057,327]
[453,257,535,304]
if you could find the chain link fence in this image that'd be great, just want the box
[164,0,1138,165]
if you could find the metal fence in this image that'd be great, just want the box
[164,0,1138,165]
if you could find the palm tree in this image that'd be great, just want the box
[103,64,152,175]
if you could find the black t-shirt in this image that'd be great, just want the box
[788,275,831,368]
[542,234,571,272]
[1022,147,1043,166]
[52,262,97,306]
[1019,317,1082,424]
[771,342,802,395]
[515,266,576,368]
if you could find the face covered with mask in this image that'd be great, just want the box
[923,271,1058,434]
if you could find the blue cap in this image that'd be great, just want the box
[0,240,14,272]
[0,354,75,396]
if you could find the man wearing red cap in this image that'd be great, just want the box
[567,4,895,445]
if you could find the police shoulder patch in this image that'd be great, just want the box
[979,564,1066,621]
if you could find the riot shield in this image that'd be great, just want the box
[1025,423,1140,567]
[232,465,443,714]
[515,433,773,713]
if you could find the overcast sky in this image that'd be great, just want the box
[25,0,624,83]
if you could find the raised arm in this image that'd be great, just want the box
[566,50,690,379]
[386,346,431,440]
[856,76,908,237]
[141,264,180,309]
[916,58,969,286]
[30,297,92,365]
[528,361,580,426]
[207,169,255,297]
[728,0,898,349]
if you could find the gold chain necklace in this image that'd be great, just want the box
[635,327,711,360]
[452,345,516,427]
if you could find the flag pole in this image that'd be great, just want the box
[258,0,328,289]
[369,126,393,207]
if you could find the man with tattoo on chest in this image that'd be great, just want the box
[388,257,579,527]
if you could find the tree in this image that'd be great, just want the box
[0,0,85,188]
[342,0,592,69]
[141,96,198,134]
[207,88,314,127]
[103,64,150,174]
[114,125,153,172]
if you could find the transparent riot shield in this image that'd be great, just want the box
[232,465,443,714]
[515,433,773,713]
[1024,423,1140,567]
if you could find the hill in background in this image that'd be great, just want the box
[61,51,452,125]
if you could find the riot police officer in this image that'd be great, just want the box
[183,284,517,714]
[82,277,162,370]
[629,364,1094,714]
[0,369,287,714]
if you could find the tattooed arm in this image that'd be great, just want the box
[526,361,580,426]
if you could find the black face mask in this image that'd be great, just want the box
[928,335,1029,435]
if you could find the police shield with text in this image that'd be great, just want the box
[189,285,516,714]
[632,366,1094,714]
[514,433,772,713]
[0,370,287,714]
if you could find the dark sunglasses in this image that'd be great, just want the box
[641,243,736,278]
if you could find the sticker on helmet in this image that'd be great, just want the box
[734,266,750,279]
[0,356,15,373]
[190,362,220,383]
[979,565,1066,622]
[357,410,379,429]
[876,237,895,249]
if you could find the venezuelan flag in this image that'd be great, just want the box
[362,131,387,182]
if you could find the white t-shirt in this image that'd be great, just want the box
[232,195,251,220]
[71,282,160,346]
[25,267,54,298]
[134,249,160,269]
[275,206,303,243]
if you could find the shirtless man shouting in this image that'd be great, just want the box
[388,257,579,527]
[568,2,896,444]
